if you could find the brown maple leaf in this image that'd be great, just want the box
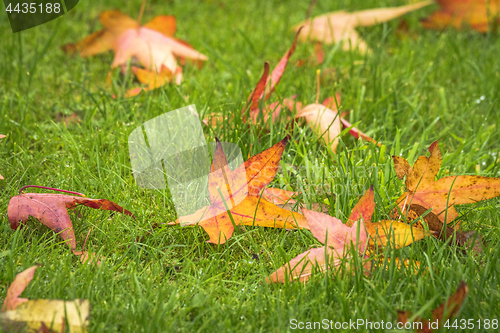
[398,281,468,333]
[393,141,500,229]
[170,137,308,244]
[421,0,500,33]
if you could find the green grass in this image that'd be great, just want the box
[1,0,500,332]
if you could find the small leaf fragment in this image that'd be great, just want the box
[397,281,468,333]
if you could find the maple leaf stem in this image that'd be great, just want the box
[137,0,147,25]
[19,185,86,197]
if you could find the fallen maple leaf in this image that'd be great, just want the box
[267,208,368,283]
[170,137,308,244]
[398,281,468,333]
[0,134,5,180]
[393,141,500,229]
[62,10,144,57]
[111,26,207,94]
[1,266,90,333]
[7,186,135,261]
[292,1,432,53]
[267,186,429,283]
[63,10,207,96]
[421,0,500,33]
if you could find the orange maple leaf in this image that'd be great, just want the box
[172,137,308,244]
[63,10,207,96]
[393,141,500,229]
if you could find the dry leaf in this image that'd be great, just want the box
[170,137,308,244]
[421,0,500,33]
[292,1,432,53]
[398,281,468,333]
[393,141,500,229]
[8,191,135,251]
[1,266,90,333]
[1,300,90,333]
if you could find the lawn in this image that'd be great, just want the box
[1,0,500,332]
